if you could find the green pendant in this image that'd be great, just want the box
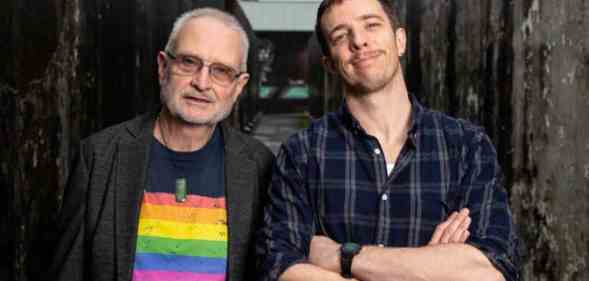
[175,178,187,203]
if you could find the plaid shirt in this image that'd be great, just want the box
[257,96,520,281]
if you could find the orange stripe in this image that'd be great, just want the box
[139,204,226,224]
[143,192,226,208]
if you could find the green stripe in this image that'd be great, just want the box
[136,236,227,258]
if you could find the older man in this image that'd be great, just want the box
[49,8,273,281]
[258,0,520,281]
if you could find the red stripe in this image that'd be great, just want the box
[143,192,226,208]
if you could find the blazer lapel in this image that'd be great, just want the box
[115,115,154,280]
[223,126,257,281]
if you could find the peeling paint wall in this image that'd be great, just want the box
[512,0,589,280]
[6,0,81,280]
[403,0,589,280]
[406,0,515,172]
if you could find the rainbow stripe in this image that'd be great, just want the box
[133,192,227,281]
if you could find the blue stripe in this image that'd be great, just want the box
[133,253,226,273]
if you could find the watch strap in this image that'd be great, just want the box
[340,243,361,278]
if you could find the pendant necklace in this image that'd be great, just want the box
[158,114,188,203]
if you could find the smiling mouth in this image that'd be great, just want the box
[352,51,382,66]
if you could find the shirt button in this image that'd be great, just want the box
[374,148,381,155]
[381,194,388,201]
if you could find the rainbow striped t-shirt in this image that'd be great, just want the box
[132,192,228,281]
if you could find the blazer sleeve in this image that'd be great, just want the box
[47,142,90,281]
[246,143,276,281]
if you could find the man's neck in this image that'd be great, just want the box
[154,110,216,152]
[345,77,412,165]
[345,79,412,146]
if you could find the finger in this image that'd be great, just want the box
[459,230,470,243]
[441,209,469,243]
[428,224,444,245]
[453,230,470,244]
[450,216,471,242]
[458,215,471,231]
[439,211,462,243]
[429,212,456,245]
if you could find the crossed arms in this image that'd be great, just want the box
[279,208,504,281]
[257,131,520,281]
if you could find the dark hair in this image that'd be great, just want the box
[314,0,402,56]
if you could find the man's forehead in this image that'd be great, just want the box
[321,0,387,31]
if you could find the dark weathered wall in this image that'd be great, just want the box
[511,0,589,280]
[6,1,81,280]
[0,0,15,277]
[402,0,589,280]
[405,0,515,176]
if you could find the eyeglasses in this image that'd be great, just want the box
[165,50,243,86]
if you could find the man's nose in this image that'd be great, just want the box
[191,66,212,90]
[350,30,368,50]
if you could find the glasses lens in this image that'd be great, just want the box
[169,53,239,85]
[176,56,203,75]
[210,64,237,85]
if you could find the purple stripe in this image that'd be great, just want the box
[133,270,225,281]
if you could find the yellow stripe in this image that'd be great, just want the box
[138,219,227,241]
[140,204,227,224]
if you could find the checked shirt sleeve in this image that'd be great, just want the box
[460,129,521,281]
[256,133,316,281]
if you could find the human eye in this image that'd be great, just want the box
[180,56,199,67]
[366,21,382,30]
[330,32,348,45]
[175,56,203,74]
[211,64,236,82]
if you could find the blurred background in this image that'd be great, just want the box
[1,0,588,280]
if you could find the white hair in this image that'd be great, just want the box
[164,7,249,71]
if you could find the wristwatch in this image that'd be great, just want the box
[340,242,362,278]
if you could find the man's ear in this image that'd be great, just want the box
[322,56,337,74]
[233,73,250,99]
[157,51,168,84]
[394,28,407,57]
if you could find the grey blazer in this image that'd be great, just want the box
[49,112,274,281]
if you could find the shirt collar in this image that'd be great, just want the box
[337,93,426,146]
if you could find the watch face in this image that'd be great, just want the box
[342,243,361,254]
[340,242,361,278]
